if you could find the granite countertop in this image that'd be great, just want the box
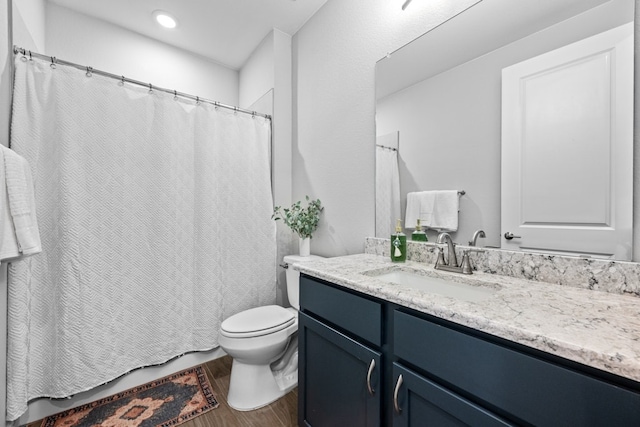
[293,253,640,383]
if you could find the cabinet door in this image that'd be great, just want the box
[299,312,382,427]
[392,363,512,427]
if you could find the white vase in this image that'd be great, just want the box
[299,237,311,257]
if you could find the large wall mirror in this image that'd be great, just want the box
[375,0,635,261]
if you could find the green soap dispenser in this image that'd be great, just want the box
[391,219,407,263]
[412,219,428,242]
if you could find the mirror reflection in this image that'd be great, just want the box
[375,0,635,261]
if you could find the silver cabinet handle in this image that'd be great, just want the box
[504,232,521,240]
[366,359,376,395]
[393,374,403,413]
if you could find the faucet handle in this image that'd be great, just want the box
[435,246,446,267]
[460,251,473,274]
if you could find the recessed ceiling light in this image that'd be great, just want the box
[153,10,177,29]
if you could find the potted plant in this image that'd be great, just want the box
[272,196,323,256]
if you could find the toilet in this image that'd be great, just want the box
[218,254,323,411]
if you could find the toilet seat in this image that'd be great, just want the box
[221,305,296,338]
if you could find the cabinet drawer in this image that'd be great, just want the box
[300,275,382,347]
[394,310,640,426]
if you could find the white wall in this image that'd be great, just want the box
[271,30,294,303]
[11,0,45,52]
[376,0,632,247]
[45,3,238,105]
[292,0,481,256]
[240,32,275,110]
[240,29,294,304]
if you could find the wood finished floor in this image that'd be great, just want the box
[28,355,298,427]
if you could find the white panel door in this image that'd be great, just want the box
[501,23,633,260]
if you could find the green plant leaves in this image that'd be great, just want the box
[272,196,323,239]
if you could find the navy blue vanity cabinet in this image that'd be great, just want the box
[299,274,640,426]
[299,275,384,427]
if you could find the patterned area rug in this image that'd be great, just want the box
[43,365,219,427]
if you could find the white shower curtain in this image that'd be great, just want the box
[6,57,276,420]
[375,145,401,237]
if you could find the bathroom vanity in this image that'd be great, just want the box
[295,252,640,426]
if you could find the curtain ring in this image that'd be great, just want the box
[196,96,200,105]
[251,111,256,119]
[85,66,93,78]
[174,90,178,101]
[214,101,219,111]
[233,107,238,115]
[148,83,153,94]
[19,48,27,62]
[29,51,33,61]
[118,75,125,86]
[50,57,57,69]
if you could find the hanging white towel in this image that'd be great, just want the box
[0,145,41,261]
[405,191,436,230]
[432,190,460,232]
[405,190,460,231]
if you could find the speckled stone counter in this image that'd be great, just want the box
[365,237,640,296]
[292,253,640,383]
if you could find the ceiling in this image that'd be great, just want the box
[47,0,328,70]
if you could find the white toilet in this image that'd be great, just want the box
[218,254,323,411]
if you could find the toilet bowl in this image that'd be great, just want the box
[218,254,323,411]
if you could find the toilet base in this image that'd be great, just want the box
[227,359,297,411]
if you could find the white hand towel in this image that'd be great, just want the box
[0,151,19,261]
[432,190,460,232]
[405,191,436,230]
[0,145,41,260]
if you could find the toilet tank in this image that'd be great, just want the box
[283,254,324,310]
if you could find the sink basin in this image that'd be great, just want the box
[368,269,497,303]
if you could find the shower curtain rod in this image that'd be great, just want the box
[376,144,397,151]
[13,46,272,121]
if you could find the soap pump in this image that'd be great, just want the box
[391,219,406,263]
[411,219,428,242]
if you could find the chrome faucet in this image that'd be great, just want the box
[435,232,475,275]
[469,229,486,246]
[436,232,458,267]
